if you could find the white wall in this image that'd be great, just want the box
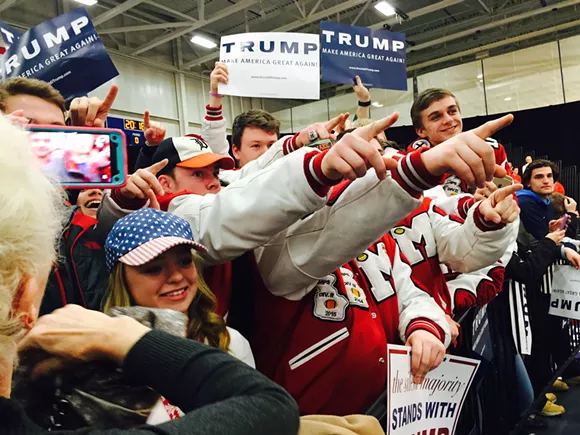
[89,54,262,138]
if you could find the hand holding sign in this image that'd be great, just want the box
[405,330,446,384]
[321,112,399,181]
[421,114,514,188]
[120,159,168,200]
[479,183,522,224]
[143,111,166,147]
[69,84,118,127]
[210,62,229,92]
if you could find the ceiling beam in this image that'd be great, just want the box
[99,21,193,34]
[0,0,18,14]
[132,0,258,56]
[351,0,372,25]
[275,0,366,32]
[198,0,204,20]
[143,0,196,22]
[475,0,491,13]
[408,0,580,53]
[408,18,580,72]
[308,0,324,17]
[369,0,465,30]
[182,0,366,69]
[93,0,146,26]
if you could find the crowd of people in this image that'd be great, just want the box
[0,59,579,435]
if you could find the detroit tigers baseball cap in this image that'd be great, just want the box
[152,134,234,175]
[105,208,208,272]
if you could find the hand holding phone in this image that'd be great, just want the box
[27,125,127,189]
[492,175,514,189]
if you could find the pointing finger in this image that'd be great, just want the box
[490,183,522,205]
[472,114,514,140]
[148,158,168,175]
[144,111,151,129]
[100,84,119,112]
[324,113,349,132]
[353,112,399,141]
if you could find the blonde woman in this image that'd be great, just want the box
[0,115,298,435]
[102,208,254,423]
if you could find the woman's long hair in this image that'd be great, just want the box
[102,252,230,351]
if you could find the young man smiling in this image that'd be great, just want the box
[407,88,510,196]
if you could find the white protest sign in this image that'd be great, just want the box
[549,265,580,320]
[219,32,320,100]
[387,345,479,435]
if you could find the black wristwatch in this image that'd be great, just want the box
[358,100,371,107]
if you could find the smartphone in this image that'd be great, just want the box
[492,175,514,189]
[560,214,570,230]
[27,125,128,189]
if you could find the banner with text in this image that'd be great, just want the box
[550,265,580,320]
[387,345,479,435]
[0,8,118,102]
[320,21,407,91]
[219,32,319,100]
[0,22,22,54]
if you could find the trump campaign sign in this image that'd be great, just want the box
[0,8,118,102]
[320,21,407,91]
[387,345,479,435]
[219,32,320,100]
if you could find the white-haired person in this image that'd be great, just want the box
[0,115,300,435]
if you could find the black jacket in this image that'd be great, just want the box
[40,207,108,315]
[1,330,300,435]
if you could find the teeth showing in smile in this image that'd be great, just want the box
[163,288,186,297]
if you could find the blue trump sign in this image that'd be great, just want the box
[0,8,118,102]
[320,21,407,91]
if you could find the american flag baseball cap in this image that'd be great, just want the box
[105,208,207,272]
[152,134,234,175]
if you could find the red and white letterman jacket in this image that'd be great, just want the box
[238,234,450,417]
[389,197,511,315]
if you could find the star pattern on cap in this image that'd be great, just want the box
[105,208,202,272]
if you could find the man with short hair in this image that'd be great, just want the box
[201,62,280,167]
[407,88,510,196]
[517,159,560,240]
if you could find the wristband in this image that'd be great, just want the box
[209,91,224,98]
[358,100,371,107]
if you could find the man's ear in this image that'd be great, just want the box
[232,145,241,161]
[416,128,427,139]
[11,276,43,330]
[158,175,173,194]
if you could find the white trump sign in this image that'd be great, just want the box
[218,32,320,100]
[387,345,479,435]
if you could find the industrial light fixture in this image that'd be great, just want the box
[191,35,217,49]
[75,0,98,5]
[504,97,512,101]
[374,1,396,17]
[372,102,384,108]
[477,74,483,79]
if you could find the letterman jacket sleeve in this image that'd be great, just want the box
[201,105,231,156]
[219,134,300,185]
[428,199,514,273]
[394,245,452,348]
[169,148,337,265]
[444,262,506,313]
[255,150,442,297]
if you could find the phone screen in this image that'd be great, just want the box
[29,131,112,184]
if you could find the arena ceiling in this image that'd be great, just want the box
[2,0,580,98]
